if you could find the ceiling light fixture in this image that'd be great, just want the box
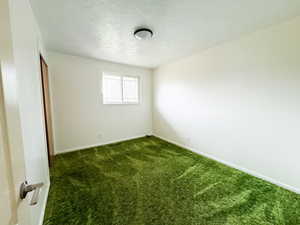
[134,28,153,40]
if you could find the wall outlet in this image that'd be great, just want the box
[97,134,102,140]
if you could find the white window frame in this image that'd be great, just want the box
[102,73,140,105]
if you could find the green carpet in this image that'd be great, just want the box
[43,136,300,225]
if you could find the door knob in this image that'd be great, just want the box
[20,181,44,205]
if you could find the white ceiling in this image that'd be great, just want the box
[30,0,300,68]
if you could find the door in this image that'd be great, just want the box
[0,0,30,223]
[40,55,55,166]
[0,62,31,225]
[0,1,43,224]
[0,59,45,225]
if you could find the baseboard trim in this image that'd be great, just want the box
[38,182,50,225]
[55,135,147,155]
[154,134,300,194]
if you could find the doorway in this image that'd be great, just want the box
[40,55,55,167]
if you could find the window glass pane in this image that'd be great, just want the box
[102,74,122,104]
[123,76,139,103]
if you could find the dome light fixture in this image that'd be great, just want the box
[134,28,153,40]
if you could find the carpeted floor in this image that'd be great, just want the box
[43,136,300,225]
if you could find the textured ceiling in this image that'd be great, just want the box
[30,0,300,68]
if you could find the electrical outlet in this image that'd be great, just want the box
[97,134,102,140]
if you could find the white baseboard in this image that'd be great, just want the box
[55,135,147,155]
[38,182,50,225]
[154,134,300,194]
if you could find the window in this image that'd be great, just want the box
[123,76,139,103]
[102,73,139,104]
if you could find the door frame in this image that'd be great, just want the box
[39,54,55,167]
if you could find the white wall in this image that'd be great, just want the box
[153,17,300,193]
[7,0,50,224]
[48,52,152,153]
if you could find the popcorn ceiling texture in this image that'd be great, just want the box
[44,136,300,225]
[30,0,300,68]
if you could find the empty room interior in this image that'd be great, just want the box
[1,0,300,225]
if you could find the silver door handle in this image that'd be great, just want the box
[20,181,44,205]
